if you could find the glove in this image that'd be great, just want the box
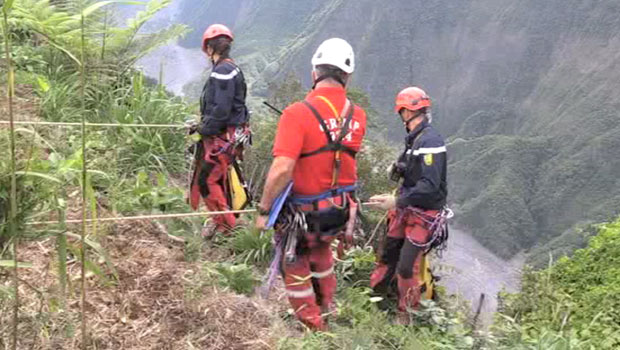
[184,117,199,134]
[369,194,396,211]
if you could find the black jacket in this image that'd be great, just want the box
[396,121,448,210]
[199,59,249,136]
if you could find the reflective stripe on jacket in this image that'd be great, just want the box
[199,59,249,136]
[397,121,448,210]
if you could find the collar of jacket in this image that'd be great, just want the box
[214,57,235,67]
[405,120,430,145]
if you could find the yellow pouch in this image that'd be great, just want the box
[228,160,250,210]
[418,253,436,300]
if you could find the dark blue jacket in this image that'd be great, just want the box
[396,120,448,210]
[199,59,249,136]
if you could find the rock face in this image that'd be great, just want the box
[175,0,620,258]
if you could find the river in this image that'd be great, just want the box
[437,228,525,324]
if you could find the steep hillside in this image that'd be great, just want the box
[174,0,620,258]
[494,217,620,349]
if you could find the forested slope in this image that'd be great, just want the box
[176,0,620,259]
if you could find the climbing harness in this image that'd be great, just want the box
[401,206,454,255]
[300,96,356,187]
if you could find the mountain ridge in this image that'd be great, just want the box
[174,0,620,259]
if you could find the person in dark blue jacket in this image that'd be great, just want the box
[369,87,448,324]
[189,24,250,239]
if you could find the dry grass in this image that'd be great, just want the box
[0,85,39,123]
[0,219,295,349]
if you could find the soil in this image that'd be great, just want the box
[0,220,293,349]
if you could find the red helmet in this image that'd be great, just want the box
[202,24,234,52]
[394,87,431,113]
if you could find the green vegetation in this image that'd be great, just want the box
[2,0,620,349]
[491,217,620,349]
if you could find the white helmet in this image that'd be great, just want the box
[311,38,355,74]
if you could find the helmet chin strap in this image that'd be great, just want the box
[403,111,428,131]
[312,74,346,89]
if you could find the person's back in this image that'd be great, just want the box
[199,58,248,135]
[189,24,250,239]
[274,87,366,196]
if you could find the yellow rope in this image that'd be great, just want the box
[26,209,257,225]
[316,95,339,119]
[0,120,187,128]
[315,95,346,187]
[25,203,381,226]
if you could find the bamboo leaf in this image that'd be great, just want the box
[45,37,81,66]
[36,75,50,93]
[71,0,145,20]
[0,260,32,268]
[2,0,14,14]
[15,171,62,183]
[64,232,119,280]
[86,169,109,178]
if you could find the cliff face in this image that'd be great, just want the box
[176,0,620,258]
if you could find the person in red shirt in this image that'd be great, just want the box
[255,38,367,331]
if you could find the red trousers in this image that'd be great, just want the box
[189,136,235,232]
[282,232,337,331]
[370,208,437,311]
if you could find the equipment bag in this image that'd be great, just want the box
[304,205,349,236]
[227,159,251,210]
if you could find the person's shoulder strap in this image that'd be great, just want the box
[300,97,357,158]
[301,100,333,143]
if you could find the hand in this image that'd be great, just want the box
[369,194,396,211]
[184,117,199,134]
[254,214,268,231]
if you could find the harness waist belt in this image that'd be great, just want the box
[289,184,357,205]
[297,195,345,212]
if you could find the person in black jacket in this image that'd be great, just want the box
[189,24,250,239]
[369,87,448,324]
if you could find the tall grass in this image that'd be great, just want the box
[78,1,88,347]
[2,1,19,349]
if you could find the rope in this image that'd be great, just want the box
[26,209,257,225]
[24,202,382,226]
[0,120,187,128]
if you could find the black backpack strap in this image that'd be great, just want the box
[301,100,333,144]
[300,99,358,158]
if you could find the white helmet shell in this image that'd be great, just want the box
[311,38,355,74]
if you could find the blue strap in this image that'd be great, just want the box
[289,184,357,205]
[266,181,294,229]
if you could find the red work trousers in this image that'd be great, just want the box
[282,232,337,331]
[189,135,235,232]
[370,208,437,311]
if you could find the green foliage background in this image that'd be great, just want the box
[2,1,620,348]
[491,217,620,349]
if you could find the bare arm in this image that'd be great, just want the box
[254,156,296,231]
[259,156,296,212]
